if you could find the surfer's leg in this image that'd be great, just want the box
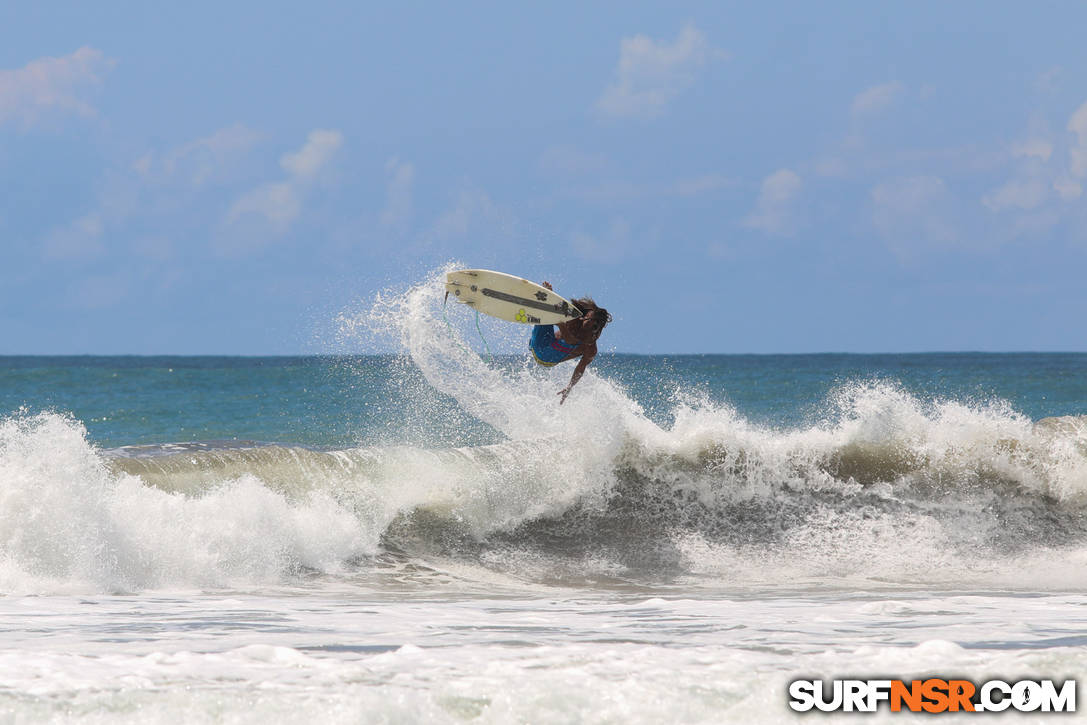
[530,324,553,350]
[529,325,559,366]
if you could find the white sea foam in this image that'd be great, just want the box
[1,592,1084,724]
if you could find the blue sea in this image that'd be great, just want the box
[1,273,1085,722]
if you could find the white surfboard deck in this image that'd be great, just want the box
[445,269,583,325]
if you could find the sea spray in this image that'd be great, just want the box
[333,268,1087,589]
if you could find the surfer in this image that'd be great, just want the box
[530,282,611,404]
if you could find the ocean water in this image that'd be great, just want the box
[2,271,1086,722]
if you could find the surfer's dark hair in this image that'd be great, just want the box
[572,297,612,333]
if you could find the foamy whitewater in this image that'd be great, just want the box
[1,268,1085,722]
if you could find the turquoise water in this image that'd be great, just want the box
[3,353,1085,449]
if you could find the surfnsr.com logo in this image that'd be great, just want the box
[788,678,1076,713]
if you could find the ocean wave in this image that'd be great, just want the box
[1,267,1085,593]
[2,394,1084,593]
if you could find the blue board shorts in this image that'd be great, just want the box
[529,325,578,366]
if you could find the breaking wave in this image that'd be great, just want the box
[1,267,1085,594]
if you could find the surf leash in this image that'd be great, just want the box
[474,309,494,363]
[441,292,494,364]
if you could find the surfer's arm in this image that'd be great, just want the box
[559,348,595,404]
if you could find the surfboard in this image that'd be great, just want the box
[445,269,583,325]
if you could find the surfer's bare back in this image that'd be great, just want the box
[529,281,611,404]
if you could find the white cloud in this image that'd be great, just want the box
[571,218,633,263]
[980,107,1087,214]
[1068,100,1087,178]
[982,178,1048,212]
[133,123,262,187]
[596,24,723,120]
[1012,138,1053,162]
[0,47,115,128]
[227,182,300,232]
[226,129,343,236]
[166,124,262,185]
[851,82,904,117]
[42,213,105,261]
[743,169,802,236]
[873,176,947,218]
[706,240,734,260]
[380,158,414,231]
[813,157,849,178]
[431,187,510,241]
[871,176,955,251]
[1053,177,1082,201]
[41,124,263,263]
[132,154,153,176]
[1035,66,1062,94]
[280,129,343,179]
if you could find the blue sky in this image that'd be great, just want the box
[3,1,1087,354]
